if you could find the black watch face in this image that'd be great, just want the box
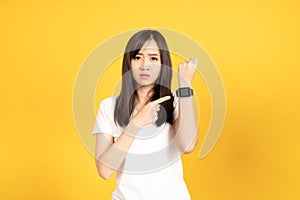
[180,88,190,96]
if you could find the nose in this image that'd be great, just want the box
[140,64,149,71]
[140,58,150,71]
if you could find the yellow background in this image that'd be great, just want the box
[1,0,299,199]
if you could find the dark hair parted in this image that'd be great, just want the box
[114,29,175,128]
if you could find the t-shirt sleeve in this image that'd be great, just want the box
[172,92,179,120]
[91,98,115,136]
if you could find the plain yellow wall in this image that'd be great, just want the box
[1,0,299,199]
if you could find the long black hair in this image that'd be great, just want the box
[114,29,175,128]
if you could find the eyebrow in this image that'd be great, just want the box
[137,53,159,56]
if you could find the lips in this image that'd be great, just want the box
[139,74,150,79]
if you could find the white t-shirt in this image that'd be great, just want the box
[91,92,191,200]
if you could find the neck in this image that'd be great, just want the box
[135,84,155,105]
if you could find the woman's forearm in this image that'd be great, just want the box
[173,96,199,154]
[96,120,141,180]
[174,57,199,153]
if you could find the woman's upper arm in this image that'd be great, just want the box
[92,97,116,158]
[94,133,116,180]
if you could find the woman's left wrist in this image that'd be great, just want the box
[179,82,192,87]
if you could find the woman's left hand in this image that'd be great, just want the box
[178,57,198,87]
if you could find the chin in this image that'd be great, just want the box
[136,82,155,87]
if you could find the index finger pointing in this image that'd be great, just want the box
[152,96,171,104]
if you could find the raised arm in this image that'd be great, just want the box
[173,58,199,154]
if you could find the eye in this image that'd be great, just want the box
[134,56,142,60]
[151,57,159,61]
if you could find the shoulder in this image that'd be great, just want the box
[100,96,117,105]
[98,96,118,113]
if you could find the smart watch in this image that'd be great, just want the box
[175,87,194,97]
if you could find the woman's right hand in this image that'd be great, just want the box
[131,96,171,127]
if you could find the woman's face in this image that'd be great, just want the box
[130,39,161,87]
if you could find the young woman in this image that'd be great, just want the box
[91,29,199,200]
